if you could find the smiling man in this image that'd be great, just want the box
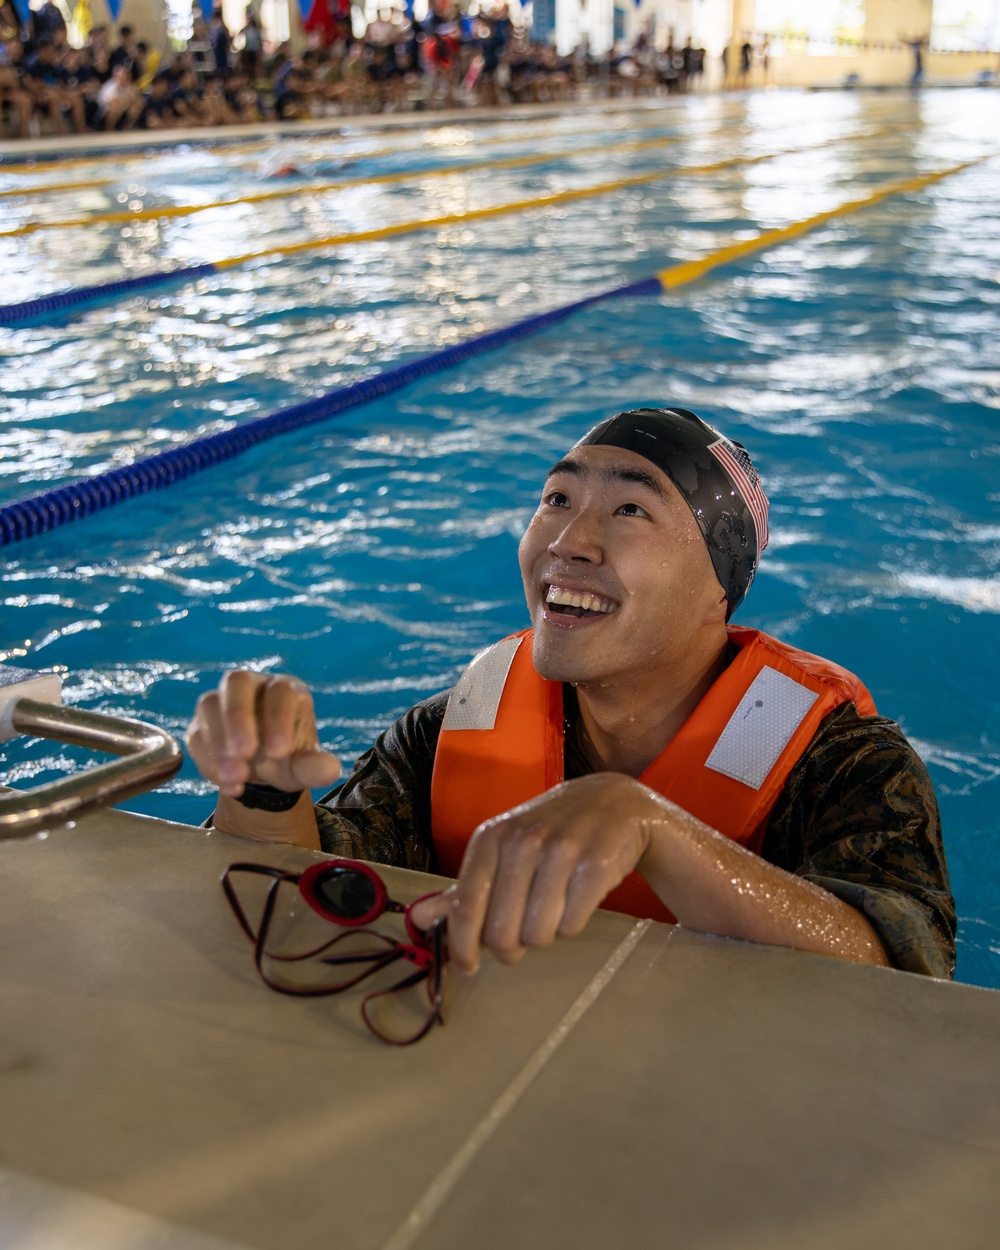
[187,408,954,979]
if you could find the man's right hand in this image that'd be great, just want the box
[186,670,342,799]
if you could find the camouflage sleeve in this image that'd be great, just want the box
[761,702,956,979]
[313,691,449,873]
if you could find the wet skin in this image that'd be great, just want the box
[187,447,891,972]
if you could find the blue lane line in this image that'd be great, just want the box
[0,263,219,327]
[0,276,662,546]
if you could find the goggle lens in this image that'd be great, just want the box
[314,865,378,921]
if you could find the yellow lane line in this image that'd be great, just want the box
[213,133,891,270]
[1,126,890,240]
[0,176,116,199]
[655,155,996,291]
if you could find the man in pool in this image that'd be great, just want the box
[187,407,954,978]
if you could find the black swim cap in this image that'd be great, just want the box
[576,407,769,619]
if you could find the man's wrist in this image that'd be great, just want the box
[235,782,305,812]
[213,789,321,851]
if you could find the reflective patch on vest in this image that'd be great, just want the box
[705,666,819,790]
[441,636,523,732]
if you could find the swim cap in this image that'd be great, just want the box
[576,407,769,619]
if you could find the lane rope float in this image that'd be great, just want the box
[0,153,988,547]
[0,131,885,327]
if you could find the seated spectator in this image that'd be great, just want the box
[273,64,310,119]
[86,25,111,80]
[221,68,263,122]
[22,37,85,134]
[30,0,65,44]
[200,72,239,125]
[142,69,178,129]
[0,36,32,138]
[96,61,144,130]
[108,25,141,81]
[61,46,102,130]
[170,66,206,126]
[339,40,373,113]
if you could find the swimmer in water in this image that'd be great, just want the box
[258,150,304,179]
[188,407,954,980]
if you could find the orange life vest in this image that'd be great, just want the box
[430,626,876,923]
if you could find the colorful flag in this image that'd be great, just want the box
[708,438,770,550]
[72,0,92,40]
[105,0,124,21]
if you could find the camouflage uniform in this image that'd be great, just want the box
[316,691,955,979]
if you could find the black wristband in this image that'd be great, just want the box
[234,782,305,812]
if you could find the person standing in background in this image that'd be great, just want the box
[239,7,263,81]
[209,6,232,75]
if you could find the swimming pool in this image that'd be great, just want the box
[1,89,998,988]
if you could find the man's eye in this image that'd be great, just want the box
[616,502,648,518]
[544,490,570,507]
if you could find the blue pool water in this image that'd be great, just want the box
[1,90,998,988]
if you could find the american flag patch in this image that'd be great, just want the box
[708,438,770,551]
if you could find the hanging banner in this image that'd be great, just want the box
[198,0,214,21]
[72,0,92,39]
[303,0,337,41]
[531,0,555,45]
[104,0,124,20]
[9,0,31,27]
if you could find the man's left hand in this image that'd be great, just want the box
[410,773,663,974]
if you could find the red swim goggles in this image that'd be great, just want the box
[222,858,447,1046]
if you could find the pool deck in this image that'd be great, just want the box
[1,804,998,1250]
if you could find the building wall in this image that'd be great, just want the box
[765,48,998,85]
[762,0,997,86]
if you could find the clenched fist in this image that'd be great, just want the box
[187,669,342,800]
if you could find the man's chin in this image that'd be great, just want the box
[530,634,603,685]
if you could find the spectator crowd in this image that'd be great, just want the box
[0,0,708,139]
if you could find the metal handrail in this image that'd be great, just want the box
[0,698,183,840]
